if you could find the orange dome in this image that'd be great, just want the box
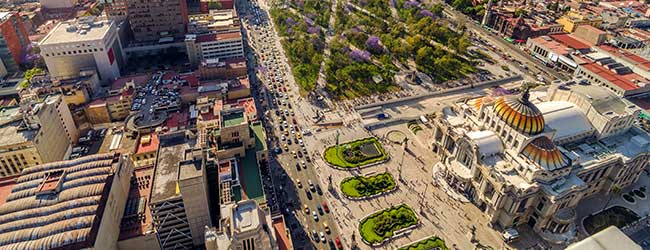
[493,92,545,135]
[521,136,570,171]
[468,96,494,111]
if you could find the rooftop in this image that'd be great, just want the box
[239,150,265,203]
[232,200,261,232]
[40,16,113,45]
[151,135,194,203]
[135,133,159,154]
[565,126,650,164]
[118,166,154,241]
[550,34,591,50]
[190,31,242,43]
[179,151,203,180]
[111,74,150,91]
[273,216,293,250]
[598,45,650,71]
[566,226,640,250]
[251,122,267,152]
[557,82,637,115]
[532,36,573,56]
[222,111,245,127]
[581,62,646,91]
[0,177,16,207]
[0,121,38,148]
[0,153,121,249]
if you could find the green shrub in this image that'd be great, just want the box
[340,172,396,197]
[359,205,418,244]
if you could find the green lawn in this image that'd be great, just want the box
[341,172,396,198]
[359,204,418,244]
[398,236,448,250]
[324,137,387,168]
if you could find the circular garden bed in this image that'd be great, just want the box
[359,204,419,245]
[324,137,388,168]
[340,172,396,198]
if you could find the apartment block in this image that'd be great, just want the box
[185,31,244,67]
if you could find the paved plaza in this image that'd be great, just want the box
[303,121,511,249]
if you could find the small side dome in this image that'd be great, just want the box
[521,136,570,171]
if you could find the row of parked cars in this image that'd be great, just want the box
[71,128,108,159]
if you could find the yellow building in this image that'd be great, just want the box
[0,95,78,176]
[556,11,603,32]
[132,133,159,168]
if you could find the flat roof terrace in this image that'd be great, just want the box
[151,136,193,203]
[222,111,245,127]
[238,150,265,203]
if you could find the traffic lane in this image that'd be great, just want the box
[277,148,338,245]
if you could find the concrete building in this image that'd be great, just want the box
[117,165,161,250]
[0,153,134,249]
[132,133,159,168]
[207,200,276,249]
[188,9,240,35]
[104,0,129,21]
[198,57,247,80]
[566,226,641,250]
[40,0,77,9]
[432,82,650,243]
[0,95,79,177]
[572,25,607,46]
[185,31,244,67]
[0,12,30,72]
[150,132,212,249]
[526,36,580,73]
[483,10,563,42]
[574,51,650,97]
[557,11,603,33]
[125,0,189,42]
[39,16,125,84]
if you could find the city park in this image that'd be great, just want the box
[322,132,449,249]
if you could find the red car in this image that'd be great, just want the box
[321,201,330,213]
[335,236,343,249]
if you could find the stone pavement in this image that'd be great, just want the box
[304,122,509,249]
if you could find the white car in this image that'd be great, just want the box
[312,211,318,221]
[320,232,326,243]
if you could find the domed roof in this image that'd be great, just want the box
[493,91,545,135]
[467,96,494,111]
[521,136,570,171]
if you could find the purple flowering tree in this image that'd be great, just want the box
[349,49,371,62]
[307,26,320,34]
[304,17,314,26]
[365,36,385,54]
[404,0,420,8]
[419,9,434,17]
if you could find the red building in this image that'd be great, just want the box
[0,12,30,72]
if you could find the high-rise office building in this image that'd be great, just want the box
[126,0,189,42]
[0,12,29,72]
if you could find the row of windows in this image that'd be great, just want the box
[44,48,103,57]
